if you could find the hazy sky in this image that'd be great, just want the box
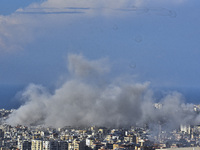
[0,0,200,108]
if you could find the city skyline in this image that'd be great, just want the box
[1,107,200,150]
[0,0,200,127]
[1,1,200,149]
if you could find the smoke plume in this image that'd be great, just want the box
[6,54,200,128]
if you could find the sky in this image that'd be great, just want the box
[0,0,200,109]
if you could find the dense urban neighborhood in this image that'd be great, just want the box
[0,104,200,150]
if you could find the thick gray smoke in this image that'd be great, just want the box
[6,54,200,128]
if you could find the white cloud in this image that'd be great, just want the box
[0,14,37,52]
[0,0,188,52]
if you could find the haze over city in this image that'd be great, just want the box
[0,0,200,126]
[1,1,200,150]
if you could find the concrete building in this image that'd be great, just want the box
[22,141,31,150]
[68,139,85,150]
[124,135,136,143]
[58,141,68,150]
[43,140,59,150]
[31,139,43,150]
[180,125,191,134]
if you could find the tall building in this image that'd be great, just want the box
[180,124,191,134]
[58,141,68,150]
[43,140,59,150]
[68,139,85,150]
[0,129,4,140]
[50,140,59,150]
[31,139,43,150]
[18,140,31,150]
[22,141,31,150]
[43,141,51,150]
